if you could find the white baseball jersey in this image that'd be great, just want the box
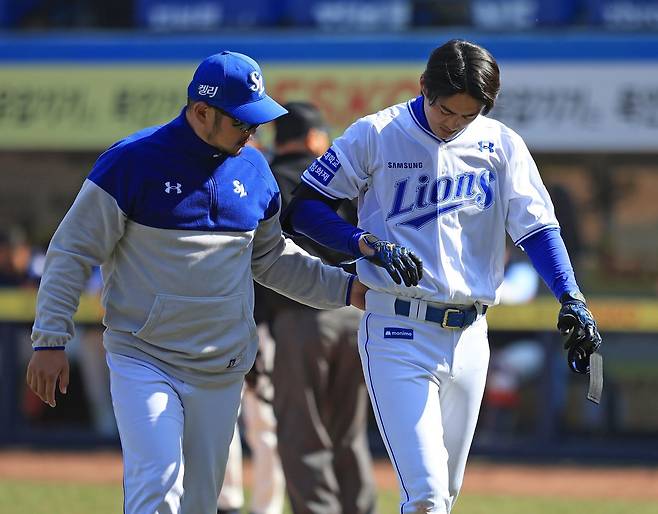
[301,99,558,306]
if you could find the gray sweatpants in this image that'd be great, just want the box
[107,351,243,514]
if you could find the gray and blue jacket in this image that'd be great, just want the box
[31,110,352,384]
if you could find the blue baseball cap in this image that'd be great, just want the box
[187,51,288,125]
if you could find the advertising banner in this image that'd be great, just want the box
[491,63,658,152]
[0,64,421,150]
[0,62,657,151]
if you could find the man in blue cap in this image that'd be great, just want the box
[185,51,288,156]
[26,51,367,514]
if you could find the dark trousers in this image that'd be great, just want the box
[272,306,376,514]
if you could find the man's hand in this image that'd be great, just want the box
[557,292,602,374]
[358,233,423,287]
[26,349,69,407]
[349,278,368,310]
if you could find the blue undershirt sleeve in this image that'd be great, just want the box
[519,227,580,300]
[289,199,365,256]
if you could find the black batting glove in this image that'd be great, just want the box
[557,291,602,374]
[360,233,423,287]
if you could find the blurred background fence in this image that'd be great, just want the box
[0,0,657,463]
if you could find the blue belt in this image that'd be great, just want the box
[393,299,487,329]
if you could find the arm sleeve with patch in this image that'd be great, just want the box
[300,118,372,201]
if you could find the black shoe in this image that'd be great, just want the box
[217,509,241,514]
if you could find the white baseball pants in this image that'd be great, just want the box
[359,293,489,514]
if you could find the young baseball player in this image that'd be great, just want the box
[26,51,369,514]
[284,39,602,513]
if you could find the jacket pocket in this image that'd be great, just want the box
[133,293,256,369]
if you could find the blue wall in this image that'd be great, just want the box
[1,32,658,63]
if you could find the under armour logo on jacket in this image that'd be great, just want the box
[233,180,247,197]
[478,140,495,153]
[165,181,182,194]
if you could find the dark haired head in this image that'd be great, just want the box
[421,39,500,115]
[274,101,328,145]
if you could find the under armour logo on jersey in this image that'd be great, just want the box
[478,140,495,153]
[164,181,182,194]
[233,180,247,197]
[248,71,265,95]
[387,170,497,229]
[197,84,219,98]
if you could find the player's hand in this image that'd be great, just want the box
[349,278,368,310]
[557,293,602,374]
[359,233,423,287]
[26,349,69,407]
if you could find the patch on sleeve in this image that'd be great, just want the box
[319,147,341,173]
[383,327,414,340]
[306,147,342,186]
[307,159,336,186]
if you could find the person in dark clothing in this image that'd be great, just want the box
[261,102,377,514]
